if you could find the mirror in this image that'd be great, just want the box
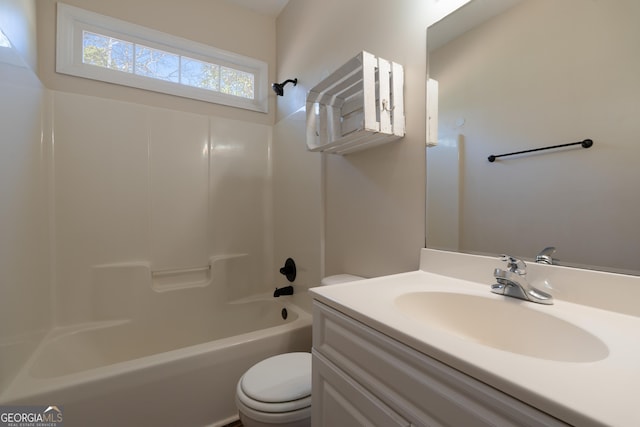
[426,0,640,275]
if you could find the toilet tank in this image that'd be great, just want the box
[320,274,364,286]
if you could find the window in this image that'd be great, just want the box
[0,28,26,68]
[56,3,268,112]
[0,30,11,48]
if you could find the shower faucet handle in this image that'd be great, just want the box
[279,258,296,282]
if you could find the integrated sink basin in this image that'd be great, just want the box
[395,291,609,362]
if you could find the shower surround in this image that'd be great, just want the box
[1,2,315,425]
[50,91,275,325]
[1,85,310,425]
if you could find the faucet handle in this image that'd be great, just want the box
[500,254,527,275]
[536,246,557,265]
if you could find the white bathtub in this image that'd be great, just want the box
[0,298,312,427]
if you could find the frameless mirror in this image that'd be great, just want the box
[426,0,640,275]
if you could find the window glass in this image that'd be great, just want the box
[182,57,220,91]
[220,66,255,99]
[0,30,11,48]
[134,44,179,83]
[82,31,133,72]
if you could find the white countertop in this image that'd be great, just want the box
[310,264,640,427]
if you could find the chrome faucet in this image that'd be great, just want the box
[491,255,553,305]
[536,246,557,265]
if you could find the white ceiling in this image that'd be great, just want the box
[224,0,290,17]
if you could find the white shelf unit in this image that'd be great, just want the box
[306,51,405,155]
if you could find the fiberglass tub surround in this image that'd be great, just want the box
[310,248,640,427]
[0,86,317,426]
[1,255,312,427]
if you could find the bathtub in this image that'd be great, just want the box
[0,298,312,427]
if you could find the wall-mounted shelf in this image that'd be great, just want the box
[306,51,405,155]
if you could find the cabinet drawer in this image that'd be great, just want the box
[313,301,568,427]
[312,351,411,427]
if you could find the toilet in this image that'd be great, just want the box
[235,274,364,427]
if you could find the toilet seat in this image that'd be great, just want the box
[237,352,312,414]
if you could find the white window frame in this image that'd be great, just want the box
[56,3,268,113]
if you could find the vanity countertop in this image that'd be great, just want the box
[310,255,640,427]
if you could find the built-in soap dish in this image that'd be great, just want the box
[151,265,211,291]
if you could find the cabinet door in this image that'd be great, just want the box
[312,351,411,427]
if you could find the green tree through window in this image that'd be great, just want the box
[82,32,132,72]
[82,31,254,99]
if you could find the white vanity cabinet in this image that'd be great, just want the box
[312,301,568,427]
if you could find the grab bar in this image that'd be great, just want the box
[151,265,211,277]
[488,138,593,162]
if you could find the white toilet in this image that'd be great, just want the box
[235,274,364,427]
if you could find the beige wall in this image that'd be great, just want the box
[274,0,466,286]
[36,0,277,124]
[0,0,51,393]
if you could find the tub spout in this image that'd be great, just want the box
[273,285,294,297]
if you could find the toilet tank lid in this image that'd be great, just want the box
[320,274,365,286]
[241,352,311,403]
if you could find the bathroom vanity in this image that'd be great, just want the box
[310,249,640,427]
[311,302,566,426]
